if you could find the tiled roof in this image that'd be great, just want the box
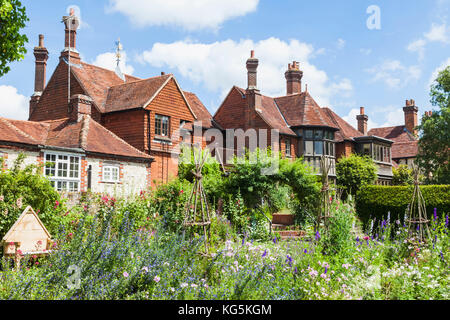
[368,125,418,159]
[274,92,339,129]
[322,108,363,142]
[259,95,295,135]
[183,91,214,129]
[0,116,152,161]
[71,62,141,113]
[104,75,171,113]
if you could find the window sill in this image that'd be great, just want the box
[154,135,172,142]
[101,181,122,185]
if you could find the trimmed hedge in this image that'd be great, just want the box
[356,185,450,226]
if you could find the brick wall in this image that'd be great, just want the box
[29,61,86,121]
[102,109,146,151]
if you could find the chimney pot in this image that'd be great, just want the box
[285,60,303,95]
[360,107,365,115]
[38,34,44,47]
[356,107,368,135]
[161,72,165,75]
[250,50,255,58]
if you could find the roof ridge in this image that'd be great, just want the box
[0,117,40,144]
[107,73,172,89]
[80,61,141,80]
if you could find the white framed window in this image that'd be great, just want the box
[155,114,170,137]
[44,152,81,192]
[102,165,120,183]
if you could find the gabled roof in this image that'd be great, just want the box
[0,116,153,161]
[322,107,363,142]
[259,95,295,135]
[183,91,214,129]
[104,74,172,112]
[368,125,418,159]
[71,62,198,118]
[71,62,141,113]
[274,92,339,129]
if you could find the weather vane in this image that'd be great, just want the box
[115,38,123,67]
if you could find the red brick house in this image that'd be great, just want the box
[26,11,214,188]
[366,100,420,168]
[213,51,397,184]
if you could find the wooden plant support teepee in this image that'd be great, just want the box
[183,148,212,254]
[406,164,430,242]
[318,156,332,231]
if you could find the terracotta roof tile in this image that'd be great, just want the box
[274,92,339,129]
[322,108,363,142]
[71,62,141,112]
[104,75,171,113]
[0,116,152,161]
[368,125,418,159]
[183,91,213,128]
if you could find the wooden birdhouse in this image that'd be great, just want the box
[2,206,52,267]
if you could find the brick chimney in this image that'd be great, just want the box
[285,61,303,95]
[246,50,259,90]
[403,99,418,136]
[29,35,49,119]
[61,8,80,63]
[245,50,262,114]
[356,107,368,135]
[69,94,92,122]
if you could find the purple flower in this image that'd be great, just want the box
[315,231,321,241]
[262,250,267,258]
[324,266,328,274]
[434,208,438,221]
[446,216,449,228]
[303,249,308,254]
[273,237,277,244]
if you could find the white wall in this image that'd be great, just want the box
[0,148,39,170]
[87,157,149,197]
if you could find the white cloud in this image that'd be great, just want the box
[428,57,450,88]
[336,38,346,50]
[360,48,372,55]
[137,38,353,107]
[407,23,450,59]
[407,39,426,60]
[0,85,29,120]
[424,23,450,43]
[365,60,421,89]
[92,51,135,75]
[107,0,259,31]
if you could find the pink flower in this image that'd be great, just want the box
[123,272,129,278]
[153,276,161,283]
[364,236,370,241]
[35,261,39,266]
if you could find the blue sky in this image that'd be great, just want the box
[1,0,449,130]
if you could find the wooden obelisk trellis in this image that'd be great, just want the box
[183,148,211,253]
[406,164,430,241]
[318,156,332,231]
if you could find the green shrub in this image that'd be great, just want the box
[356,185,450,226]
[392,165,415,186]
[152,178,192,232]
[336,154,377,198]
[321,200,356,256]
[0,154,68,237]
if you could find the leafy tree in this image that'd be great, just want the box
[336,154,377,198]
[392,165,414,186]
[0,0,28,77]
[417,66,450,184]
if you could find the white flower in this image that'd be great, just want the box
[180,283,188,288]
